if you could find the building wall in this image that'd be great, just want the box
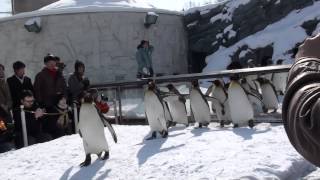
[0,11,188,84]
[13,0,58,14]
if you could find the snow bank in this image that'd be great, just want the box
[203,1,320,72]
[0,124,314,179]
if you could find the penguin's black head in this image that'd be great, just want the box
[276,59,284,65]
[148,81,156,91]
[213,80,222,87]
[191,80,199,87]
[166,84,174,91]
[82,89,98,103]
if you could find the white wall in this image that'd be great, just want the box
[0,11,188,84]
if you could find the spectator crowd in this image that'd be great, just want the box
[0,54,90,153]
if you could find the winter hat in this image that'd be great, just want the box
[44,54,56,63]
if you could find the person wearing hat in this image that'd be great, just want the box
[34,54,67,109]
[7,61,34,109]
[34,54,67,139]
[136,40,154,78]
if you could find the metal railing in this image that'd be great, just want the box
[90,64,292,124]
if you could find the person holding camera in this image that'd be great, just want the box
[283,33,320,167]
[13,90,52,149]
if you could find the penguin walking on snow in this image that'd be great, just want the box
[144,81,168,140]
[78,91,115,167]
[228,77,254,128]
[272,60,288,95]
[208,80,231,127]
[257,77,279,113]
[190,80,211,128]
[164,84,188,126]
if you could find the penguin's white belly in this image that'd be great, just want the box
[272,72,288,93]
[166,96,188,125]
[261,83,278,109]
[228,81,254,125]
[79,104,109,154]
[144,91,167,132]
[190,89,211,123]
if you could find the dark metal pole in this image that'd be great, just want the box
[117,86,122,124]
[11,0,14,15]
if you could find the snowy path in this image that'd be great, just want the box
[0,123,315,180]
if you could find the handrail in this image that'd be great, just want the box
[90,64,292,89]
[89,64,292,123]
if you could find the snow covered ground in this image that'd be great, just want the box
[0,123,315,179]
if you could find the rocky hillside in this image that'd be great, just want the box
[184,0,320,70]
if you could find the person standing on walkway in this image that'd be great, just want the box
[136,40,154,78]
[7,61,34,109]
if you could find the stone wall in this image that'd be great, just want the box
[0,11,188,84]
[184,0,319,64]
[13,0,58,14]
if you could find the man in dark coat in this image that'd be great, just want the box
[7,61,34,109]
[34,54,67,138]
[13,90,52,148]
[282,33,320,167]
[34,54,67,108]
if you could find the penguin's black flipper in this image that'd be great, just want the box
[95,107,118,143]
[80,154,91,167]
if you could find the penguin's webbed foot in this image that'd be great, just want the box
[99,151,109,160]
[146,131,157,140]
[248,120,254,128]
[161,130,168,138]
[220,120,225,128]
[80,154,91,167]
[203,122,209,127]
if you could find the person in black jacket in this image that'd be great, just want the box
[283,33,320,167]
[7,61,34,109]
[13,90,52,149]
[0,106,15,153]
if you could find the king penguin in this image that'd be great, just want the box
[164,84,189,126]
[228,77,254,128]
[144,81,168,139]
[272,60,288,95]
[78,92,110,167]
[210,80,231,127]
[257,77,279,113]
[190,80,211,128]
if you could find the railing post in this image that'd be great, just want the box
[20,105,28,147]
[73,102,78,133]
[117,86,123,124]
[113,98,118,124]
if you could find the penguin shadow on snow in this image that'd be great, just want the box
[232,125,272,140]
[59,160,111,180]
[137,132,185,166]
[190,126,211,137]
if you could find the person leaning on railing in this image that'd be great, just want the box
[13,90,52,149]
[282,33,320,167]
